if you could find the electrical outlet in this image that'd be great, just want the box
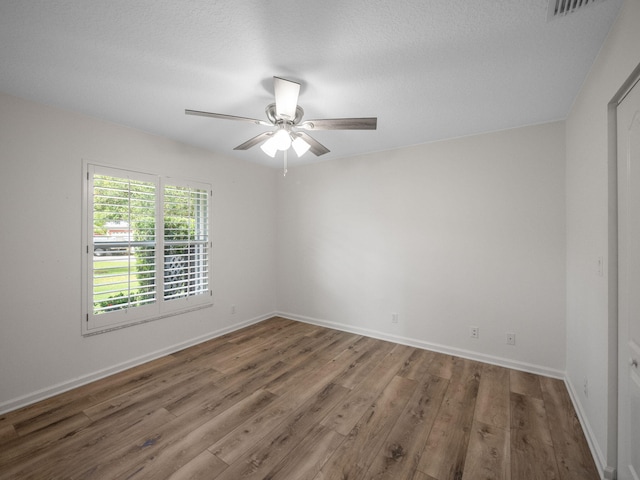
[231,304,236,314]
[506,333,516,345]
[391,313,399,324]
[470,326,479,339]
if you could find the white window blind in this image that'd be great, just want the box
[163,184,210,301]
[84,164,211,335]
[92,173,157,315]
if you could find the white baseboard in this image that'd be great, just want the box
[564,376,615,480]
[277,311,565,379]
[0,312,275,415]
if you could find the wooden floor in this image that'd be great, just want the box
[0,317,599,480]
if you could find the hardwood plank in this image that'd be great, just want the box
[315,331,365,360]
[539,376,599,480]
[209,339,370,465]
[510,392,560,480]
[320,344,415,435]
[212,382,349,480]
[0,354,177,432]
[209,322,315,373]
[164,357,289,417]
[170,338,236,362]
[332,336,395,388]
[263,334,369,400]
[0,411,91,465]
[209,369,345,465]
[510,370,543,399]
[412,472,439,480]
[110,389,277,480]
[307,323,341,339]
[219,317,296,345]
[269,423,345,480]
[426,352,457,379]
[0,424,17,446]
[10,363,277,479]
[315,375,417,480]
[280,328,361,367]
[197,318,302,367]
[1,407,176,480]
[364,373,449,480]
[263,361,330,399]
[397,348,435,381]
[171,333,280,370]
[13,376,139,436]
[475,363,510,429]
[166,451,228,480]
[418,358,482,479]
[461,420,510,480]
[260,331,362,397]
[84,367,224,422]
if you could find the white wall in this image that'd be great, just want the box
[565,0,640,475]
[0,93,277,411]
[277,122,566,375]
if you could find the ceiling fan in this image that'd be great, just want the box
[185,76,377,170]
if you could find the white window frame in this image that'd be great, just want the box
[82,163,212,336]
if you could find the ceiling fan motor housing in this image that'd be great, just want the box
[266,103,305,126]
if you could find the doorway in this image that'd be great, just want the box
[617,70,640,480]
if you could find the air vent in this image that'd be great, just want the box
[547,0,606,20]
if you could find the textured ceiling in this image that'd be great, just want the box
[0,0,623,168]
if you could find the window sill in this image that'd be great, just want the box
[82,302,213,337]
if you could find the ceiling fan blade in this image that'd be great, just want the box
[233,131,273,150]
[273,77,300,121]
[295,132,330,156]
[185,109,270,126]
[298,117,377,130]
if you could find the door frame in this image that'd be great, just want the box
[611,62,640,480]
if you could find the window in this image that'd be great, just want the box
[83,164,211,335]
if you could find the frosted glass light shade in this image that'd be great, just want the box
[292,136,311,157]
[273,129,292,150]
[260,137,278,157]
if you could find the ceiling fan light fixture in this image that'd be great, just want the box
[273,128,292,151]
[260,137,278,157]
[292,136,311,157]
